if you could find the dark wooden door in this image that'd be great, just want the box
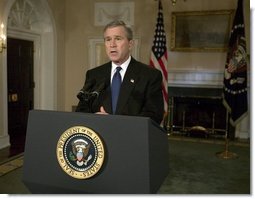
[7,38,34,155]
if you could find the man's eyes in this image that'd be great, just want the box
[105,37,123,42]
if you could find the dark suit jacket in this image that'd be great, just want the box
[76,57,164,124]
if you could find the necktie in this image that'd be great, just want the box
[111,66,122,114]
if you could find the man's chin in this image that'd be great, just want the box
[110,58,121,64]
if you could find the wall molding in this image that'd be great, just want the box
[0,135,10,149]
[88,37,140,69]
[168,68,224,88]
[168,68,250,88]
[94,2,134,26]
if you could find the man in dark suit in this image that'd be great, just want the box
[76,20,164,124]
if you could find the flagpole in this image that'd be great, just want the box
[166,97,173,136]
[215,110,238,159]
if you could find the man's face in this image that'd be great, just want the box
[104,26,133,65]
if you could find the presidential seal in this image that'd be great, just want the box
[56,126,105,179]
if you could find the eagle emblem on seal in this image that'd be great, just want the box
[69,139,92,166]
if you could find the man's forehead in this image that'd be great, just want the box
[104,35,124,38]
[105,26,125,33]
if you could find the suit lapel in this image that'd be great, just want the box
[116,59,141,114]
[100,64,112,113]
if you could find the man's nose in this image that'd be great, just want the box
[110,39,117,47]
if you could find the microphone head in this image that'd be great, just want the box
[77,79,96,101]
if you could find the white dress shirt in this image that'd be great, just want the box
[111,56,131,83]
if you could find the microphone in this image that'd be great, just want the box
[77,79,95,101]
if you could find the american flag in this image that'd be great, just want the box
[223,0,248,125]
[150,0,168,115]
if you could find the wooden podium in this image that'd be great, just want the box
[22,110,169,193]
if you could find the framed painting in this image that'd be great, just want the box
[170,10,234,52]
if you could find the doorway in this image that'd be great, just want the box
[0,0,57,155]
[7,37,34,156]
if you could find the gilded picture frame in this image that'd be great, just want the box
[170,10,234,52]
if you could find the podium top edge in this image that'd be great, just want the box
[29,109,152,122]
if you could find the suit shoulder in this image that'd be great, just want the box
[135,61,161,75]
[87,62,111,74]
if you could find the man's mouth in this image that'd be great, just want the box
[110,50,117,54]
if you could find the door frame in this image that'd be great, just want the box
[7,29,41,110]
[0,29,40,148]
[0,0,57,149]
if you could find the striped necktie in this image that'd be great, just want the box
[111,66,122,114]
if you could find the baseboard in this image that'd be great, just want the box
[0,134,10,150]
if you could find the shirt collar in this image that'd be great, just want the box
[111,56,131,73]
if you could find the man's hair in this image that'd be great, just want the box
[103,20,133,40]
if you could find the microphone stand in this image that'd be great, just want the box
[76,91,97,113]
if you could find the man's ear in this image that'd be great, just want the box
[129,39,134,50]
